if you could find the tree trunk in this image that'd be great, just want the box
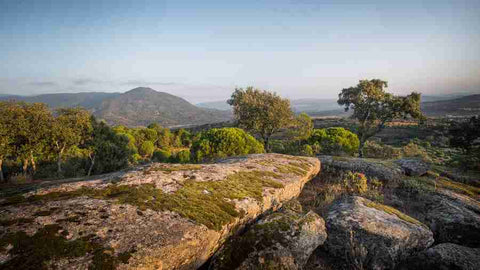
[0,159,4,182]
[87,155,95,176]
[57,147,65,175]
[358,139,366,158]
[264,136,270,153]
[30,152,36,172]
[23,159,29,177]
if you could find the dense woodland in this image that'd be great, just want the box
[0,79,478,183]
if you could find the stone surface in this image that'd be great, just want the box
[400,243,480,270]
[0,154,320,270]
[424,189,480,247]
[210,199,327,270]
[325,196,434,270]
[395,158,430,176]
[319,155,404,183]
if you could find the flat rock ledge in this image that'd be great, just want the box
[210,199,327,270]
[325,196,434,270]
[0,154,320,270]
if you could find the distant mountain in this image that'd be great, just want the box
[421,94,480,116]
[197,100,231,111]
[197,98,342,113]
[0,92,120,112]
[1,88,232,127]
[96,87,232,127]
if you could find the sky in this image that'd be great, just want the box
[1,0,479,103]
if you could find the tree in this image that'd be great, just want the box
[51,108,92,175]
[290,113,313,141]
[0,102,16,182]
[86,118,130,176]
[337,79,423,157]
[227,87,294,151]
[14,103,53,176]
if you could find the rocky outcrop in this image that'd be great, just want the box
[325,196,434,270]
[210,199,327,270]
[424,189,480,247]
[0,154,320,270]
[401,243,480,270]
[319,156,403,183]
[395,158,430,176]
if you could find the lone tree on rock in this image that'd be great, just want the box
[338,79,424,157]
[228,87,294,151]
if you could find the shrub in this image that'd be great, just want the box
[173,150,191,164]
[139,141,155,158]
[152,149,172,162]
[402,141,431,162]
[342,171,368,194]
[300,144,314,156]
[363,141,402,159]
[309,127,359,156]
[191,128,264,162]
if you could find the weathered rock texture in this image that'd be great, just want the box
[210,199,327,270]
[400,243,480,270]
[0,154,320,270]
[395,158,430,176]
[424,189,480,247]
[319,156,403,183]
[325,196,434,270]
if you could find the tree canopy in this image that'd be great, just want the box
[227,87,294,151]
[337,79,424,157]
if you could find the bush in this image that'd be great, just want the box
[363,141,402,159]
[173,150,191,164]
[139,141,155,158]
[309,127,359,156]
[191,128,264,162]
[300,144,314,156]
[402,141,431,162]
[152,149,172,162]
[343,171,368,194]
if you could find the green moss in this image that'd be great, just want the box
[152,164,202,172]
[0,225,136,270]
[0,224,90,269]
[0,170,284,231]
[365,201,426,228]
[258,160,311,176]
[436,177,480,198]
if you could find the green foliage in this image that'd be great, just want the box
[139,141,155,158]
[363,140,402,159]
[173,150,191,164]
[228,87,294,150]
[342,171,368,194]
[338,79,424,157]
[191,128,264,162]
[152,149,172,162]
[449,116,480,170]
[290,112,313,141]
[309,127,359,156]
[300,144,314,156]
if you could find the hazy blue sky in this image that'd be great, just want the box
[1,0,479,102]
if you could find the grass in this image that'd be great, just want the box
[365,201,426,228]
[436,177,480,199]
[258,159,312,177]
[0,170,285,231]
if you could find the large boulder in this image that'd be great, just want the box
[0,154,320,270]
[395,158,430,176]
[424,189,480,247]
[325,196,434,270]
[400,243,480,270]
[210,199,327,270]
[319,156,404,183]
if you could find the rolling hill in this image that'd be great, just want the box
[1,87,232,127]
[420,94,480,116]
